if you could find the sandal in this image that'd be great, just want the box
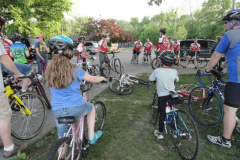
[89,130,103,145]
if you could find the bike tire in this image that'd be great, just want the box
[35,81,52,109]
[114,58,122,74]
[129,76,147,85]
[152,91,159,125]
[188,86,223,127]
[93,101,106,130]
[109,82,133,95]
[11,92,47,140]
[80,81,93,92]
[196,57,208,68]
[102,64,111,78]
[151,58,160,69]
[171,109,199,160]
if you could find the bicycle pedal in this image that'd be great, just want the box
[83,144,89,150]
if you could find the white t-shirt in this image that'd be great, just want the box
[149,68,179,97]
[0,42,8,92]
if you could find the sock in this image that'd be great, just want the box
[4,144,14,151]
[222,136,230,142]
[21,90,26,92]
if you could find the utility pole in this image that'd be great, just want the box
[232,0,235,9]
[174,11,177,37]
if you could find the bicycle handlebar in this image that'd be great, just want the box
[19,72,35,88]
[100,80,107,84]
[198,73,212,86]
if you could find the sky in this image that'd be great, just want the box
[69,0,206,21]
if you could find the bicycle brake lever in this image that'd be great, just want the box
[101,80,107,84]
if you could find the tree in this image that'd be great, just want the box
[148,0,164,6]
[139,23,159,44]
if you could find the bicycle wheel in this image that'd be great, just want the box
[179,56,189,67]
[80,81,93,92]
[129,76,147,85]
[93,64,101,76]
[11,92,47,140]
[188,86,223,127]
[93,101,106,130]
[114,58,121,74]
[171,109,199,160]
[35,81,51,109]
[152,91,159,125]
[196,57,208,68]
[109,81,132,95]
[102,64,110,78]
[151,58,160,69]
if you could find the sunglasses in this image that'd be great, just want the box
[224,21,228,25]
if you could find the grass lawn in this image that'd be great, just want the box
[15,73,240,160]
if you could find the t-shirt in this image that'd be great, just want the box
[35,42,49,57]
[134,41,142,50]
[98,40,108,52]
[149,68,179,97]
[10,42,28,64]
[50,66,86,111]
[215,29,240,83]
[144,42,153,51]
[4,39,13,59]
[168,40,173,50]
[0,43,7,92]
[190,43,200,51]
[155,42,160,51]
[173,41,180,51]
[159,36,168,51]
[77,43,87,60]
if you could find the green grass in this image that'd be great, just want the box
[19,73,240,160]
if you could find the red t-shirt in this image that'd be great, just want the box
[4,39,14,59]
[98,40,108,52]
[77,43,87,60]
[144,42,153,51]
[159,36,168,51]
[173,41,180,51]
[134,41,142,50]
[190,43,200,51]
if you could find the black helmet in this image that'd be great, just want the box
[168,36,172,39]
[159,28,166,34]
[0,16,5,26]
[222,9,240,21]
[12,33,21,40]
[2,29,7,34]
[160,50,176,66]
[78,36,85,41]
[101,33,107,38]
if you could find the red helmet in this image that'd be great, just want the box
[0,16,5,26]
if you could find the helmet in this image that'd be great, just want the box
[173,37,177,40]
[101,33,107,38]
[222,9,240,21]
[0,16,5,26]
[78,36,85,41]
[168,36,172,39]
[160,50,176,66]
[2,29,7,34]
[48,36,74,50]
[159,28,166,34]
[12,33,21,40]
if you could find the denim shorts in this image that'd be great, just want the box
[53,102,93,138]
[1,63,33,76]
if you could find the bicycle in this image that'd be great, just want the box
[151,91,199,160]
[142,51,149,65]
[109,51,122,74]
[151,54,161,69]
[46,80,107,160]
[131,50,141,64]
[3,74,47,140]
[178,51,209,68]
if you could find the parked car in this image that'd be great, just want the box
[21,38,39,60]
[73,41,98,55]
[179,39,216,58]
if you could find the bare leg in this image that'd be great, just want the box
[87,105,95,140]
[193,58,197,67]
[222,105,238,139]
[21,69,33,91]
[131,54,134,61]
[0,121,13,148]
[185,57,190,67]
[137,55,139,61]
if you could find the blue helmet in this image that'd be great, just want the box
[173,37,177,40]
[48,36,74,50]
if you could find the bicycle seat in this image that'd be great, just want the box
[170,91,184,104]
[58,116,76,124]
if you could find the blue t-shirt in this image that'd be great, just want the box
[215,29,240,83]
[50,66,86,111]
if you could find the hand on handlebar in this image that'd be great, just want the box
[14,73,24,82]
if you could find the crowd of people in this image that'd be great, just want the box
[0,8,240,158]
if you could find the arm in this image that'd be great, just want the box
[35,47,44,61]
[80,52,90,59]
[220,62,227,69]
[206,51,222,72]
[43,42,50,53]
[83,73,106,83]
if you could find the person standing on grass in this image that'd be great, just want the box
[35,35,50,75]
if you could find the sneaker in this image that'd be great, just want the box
[137,61,138,64]
[194,66,198,69]
[131,60,133,64]
[183,66,186,68]
[154,130,164,139]
[0,142,3,149]
[3,143,28,158]
[207,135,231,148]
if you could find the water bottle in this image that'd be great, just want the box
[166,103,171,123]
[166,103,171,113]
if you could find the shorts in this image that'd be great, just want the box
[145,51,151,55]
[53,102,93,138]
[1,63,33,76]
[224,82,240,108]
[187,51,199,58]
[133,49,140,55]
[99,52,109,66]
[174,51,180,57]
[0,92,12,122]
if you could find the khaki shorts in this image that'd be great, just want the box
[0,92,12,122]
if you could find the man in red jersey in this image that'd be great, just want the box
[184,38,200,69]
[98,33,110,76]
[131,40,142,64]
[144,38,153,63]
[168,36,173,50]
[154,42,161,58]
[159,28,168,51]
[1,30,13,60]
[76,36,90,70]
[172,37,180,64]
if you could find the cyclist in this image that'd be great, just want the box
[184,38,200,69]
[46,36,106,146]
[148,50,179,139]
[1,30,13,60]
[76,36,90,70]
[154,41,161,58]
[0,15,28,158]
[35,34,50,75]
[206,9,240,148]
[159,28,168,52]
[10,33,30,64]
[173,37,180,64]
[98,33,110,76]
[144,38,153,64]
[131,39,142,64]
[168,36,173,50]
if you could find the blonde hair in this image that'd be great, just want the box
[45,49,77,89]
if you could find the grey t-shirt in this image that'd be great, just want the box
[0,42,7,92]
[149,68,179,97]
[35,42,49,57]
